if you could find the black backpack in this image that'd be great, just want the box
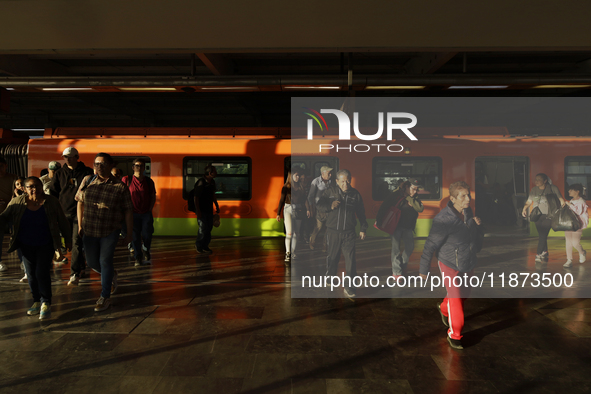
[187,188,196,213]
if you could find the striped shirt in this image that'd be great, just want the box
[75,175,133,238]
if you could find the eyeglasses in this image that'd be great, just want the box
[93,162,106,168]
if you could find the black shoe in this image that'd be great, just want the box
[134,257,142,267]
[437,302,449,328]
[144,251,151,261]
[447,336,463,350]
[195,245,204,254]
[203,247,213,254]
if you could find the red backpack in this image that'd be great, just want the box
[374,196,405,235]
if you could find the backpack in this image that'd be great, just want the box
[187,188,196,213]
[374,195,405,235]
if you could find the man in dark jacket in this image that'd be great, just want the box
[194,165,220,254]
[49,147,94,285]
[419,181,483,350]
[317,169,367,299]
[377,178,424,278]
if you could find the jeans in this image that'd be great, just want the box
[83,229,119,299]
[196,212,214,250]
[390,227,415,275]
[325,229,357,292]
[283,204,302,255]
[133,212,154,259]
[535,214,553,255]
[20,242,54,304]
[67,216,86,277]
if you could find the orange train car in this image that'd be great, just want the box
[25,128,591,237]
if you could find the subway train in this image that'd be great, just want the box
[13,127,591,237]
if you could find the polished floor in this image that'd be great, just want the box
[1,235,591,394]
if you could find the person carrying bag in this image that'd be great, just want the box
[562,184,588,268]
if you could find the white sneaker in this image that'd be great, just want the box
[67,275,79,286]
[0,263,7,272]
[580,251,587,264]
[563,259,573,268]
[19,273,28,283]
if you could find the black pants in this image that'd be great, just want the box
[325,229,357,290]
[196,212,214,249]
[535,214,553,255]
[21,242,54,304]
[67,215,86,277]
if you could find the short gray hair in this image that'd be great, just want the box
[336,169,351,180]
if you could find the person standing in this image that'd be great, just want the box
[0,156,17,272]
[563,183,588,268]
[307,166,333,250]
[194,165,220,254]
[376,178,424,278]
[419,181,483,350]
[0,177,72,319]
[521,173,565,262]
[40,161,61,195]
[76,153,133,312]
[122,158,156,266]
[276,167,309,262]
[49,147,94,285]
[316,169,367,299]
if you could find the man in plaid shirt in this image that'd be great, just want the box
[76,153,133,312]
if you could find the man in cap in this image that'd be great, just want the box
[41,161,62,195]
[376,178,424,278]
[307,165,333,250]
[49,147,94,285]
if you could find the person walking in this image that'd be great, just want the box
[419,181,483,350]
[49,147,94,285]
[40,161,61,195]
[316,169,367,299]
[193,165,220,254]
[76,153,133,312]
[307,166,333,250]
[521,173,565,262]
[376,178,424,278]
[0,157,17,272]
[122,158,156,266]
[276,167,309,262]
[563,183,588,268]
[0,177,71,319]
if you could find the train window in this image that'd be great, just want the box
[372,157,442,201]
[565,157,591,199]
[183,157,252,200]
[285,156,339,180]
[112,156,151,179]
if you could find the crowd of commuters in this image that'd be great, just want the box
[0,148,157,317]
[0,154,588,349]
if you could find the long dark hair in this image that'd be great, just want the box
[569,183,587,200]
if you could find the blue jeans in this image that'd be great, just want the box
[195,213,213,250]
[21,242,54,304]
[391,227,415,275]
[83,229,119,299]
[133,212,154,259]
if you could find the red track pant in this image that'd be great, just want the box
[438,261,473,340]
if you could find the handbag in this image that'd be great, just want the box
[374,197,404,235]
[530,206,542,222]
[551,205,581,232]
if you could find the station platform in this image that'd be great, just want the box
[1,236,591,393]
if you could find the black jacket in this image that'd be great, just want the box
[317,184,368,233]
[49,161,94,217]
[419,201,484,274]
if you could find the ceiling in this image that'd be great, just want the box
[2,51,591,132]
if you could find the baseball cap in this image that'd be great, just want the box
[48,161,61,170]
[320,166,333,174]
[62,147,79,157]
[408,178,423,188]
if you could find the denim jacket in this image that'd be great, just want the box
[0,194,72,253]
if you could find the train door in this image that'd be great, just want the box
[475,157,529,235]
